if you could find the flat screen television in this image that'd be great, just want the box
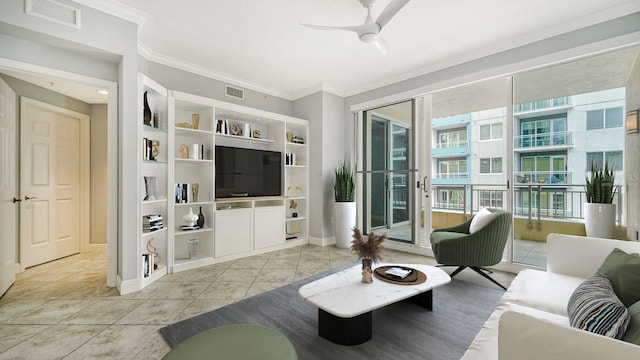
[215,145,282,198]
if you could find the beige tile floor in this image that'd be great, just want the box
[0,245,515,359]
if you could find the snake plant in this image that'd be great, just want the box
[585,161,616,204]
[334,161,356,202]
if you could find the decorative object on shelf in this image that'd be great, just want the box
[351,227,385,284]
[142,214,163,233]
[286,131,294,142]
[178,144,189,159]
[252,129,261,138]
[183,207,198,226]
[144,176,158,201]
[197,206,205,228]
[176,122,193,129]
[290,199,298,218]
[626,109,639,134]
[153,110,161,128]
[287,185,303,197]
[584,160,617,238]
[334,160,356,248]
[293,136,304,144]
[143,91,152,126]
[230,122,242,136]
[216,118,229,134]
[152,140,160,159]
[147,238,161,265]
[191,183,199,202]
[187,238,199,259]
[192,113,200,130]
[244,123,251,138]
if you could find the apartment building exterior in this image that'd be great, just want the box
[431,87,625,222]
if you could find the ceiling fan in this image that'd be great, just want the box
[302,0,411,55]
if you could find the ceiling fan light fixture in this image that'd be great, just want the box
[359,33,378,43]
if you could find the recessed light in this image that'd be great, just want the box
[97,89,108,95]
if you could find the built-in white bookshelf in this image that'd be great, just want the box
[136,76,308,280]
[138,74,169,288]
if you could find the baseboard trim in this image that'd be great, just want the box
[116,275,139,296]
[90,243,107,252]
[308,236,336,247]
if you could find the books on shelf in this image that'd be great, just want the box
[142,253,158,277]
[143,214,164,233]
[142,137,156,161]
[174,183,199,203]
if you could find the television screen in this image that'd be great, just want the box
[215,146,282,198]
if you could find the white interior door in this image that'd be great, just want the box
[0,77,17,296]
[20,98,82,268]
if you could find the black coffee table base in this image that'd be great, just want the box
[317,289,433,345]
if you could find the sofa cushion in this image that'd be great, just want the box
[469,208,495,233]
[567,274,630,339]
[596,248,640,307]
[624,300,640,345]
[499,269,584,316]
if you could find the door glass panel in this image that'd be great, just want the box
[428,77,510,251]
[513,47,632,268]
[362,101,414,243]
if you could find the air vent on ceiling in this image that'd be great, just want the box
[225,85,245,101]
[25,0,81,29]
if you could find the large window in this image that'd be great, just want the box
[586,107,623,130]
[480,123,502,141]
[518,117,567,148]
[437,128,467,148]
[586,151,623,171]
[480,157,502,174]
[437,159,467,179]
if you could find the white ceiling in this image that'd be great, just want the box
[3,0,640,104]
[103,0,640,100]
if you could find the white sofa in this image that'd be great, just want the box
[461,233,640,360]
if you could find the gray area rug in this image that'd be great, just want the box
[160,264,503,359]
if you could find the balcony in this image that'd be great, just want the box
[432,141,470,158]
[514,97,571,114]
[514,131,574,151]
[514,171,572,185]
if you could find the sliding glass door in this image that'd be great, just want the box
[362,101,414,243]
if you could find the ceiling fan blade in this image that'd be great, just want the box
[373,36,388,55]
[376,0,410,29]
[302,23,367,33]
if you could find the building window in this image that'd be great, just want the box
[437,159,467,179]
[480,157,502,174]
[586,151,623,171]
[436,189,465,210]
[480,123,502,141]
[479,190,503,208]
[437,128,467,148]
[587,107,623,130]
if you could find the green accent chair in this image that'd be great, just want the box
[430,208,512,290]
[162,324,298,360]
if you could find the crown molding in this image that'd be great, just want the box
[138,42,294,101]
[292,83,346,100]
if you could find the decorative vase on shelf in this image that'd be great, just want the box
[183,207,198,226]
[196,206,205,228]
[143,176,158,201]
[143,91,152,125]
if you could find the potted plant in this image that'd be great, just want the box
[584,161,617,238]
[334,161,356,248]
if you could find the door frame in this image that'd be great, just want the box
[0,58,118,287]
[20,97,90,268]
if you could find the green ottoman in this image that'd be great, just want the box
[162,324,297,360]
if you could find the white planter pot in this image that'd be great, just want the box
[334,202,356,249]
[584,203,616,238]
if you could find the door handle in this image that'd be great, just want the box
[422,176,429,197]
[13,197,22,203]
[24,195,37,201]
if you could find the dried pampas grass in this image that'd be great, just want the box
[351,227,385,262]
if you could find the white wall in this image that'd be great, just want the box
[625,52,640,240]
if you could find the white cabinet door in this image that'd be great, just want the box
[215,208,253,257]
[254,206,284,250]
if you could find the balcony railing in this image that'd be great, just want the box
[434,172,469,179]
[436,140,469,149]
[514,97,571,113]
[514,131,573,149]
[515,171,572,185]
[431,183,623,224]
